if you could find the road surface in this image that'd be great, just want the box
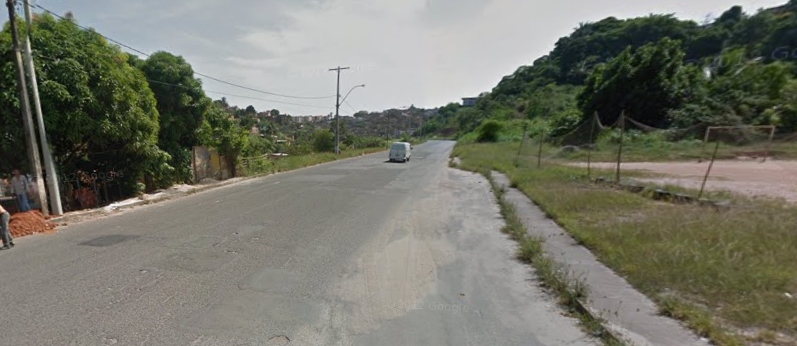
[0,141,593,346]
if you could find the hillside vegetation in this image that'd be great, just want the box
[424,1,797,140]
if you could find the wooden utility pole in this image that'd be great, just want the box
[615,112,625,184]
[537,130,545,168]
[517,122,528,159]
[587,112,597,177]
[6,0,49,215]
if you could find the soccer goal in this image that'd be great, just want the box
[700,125,776,162]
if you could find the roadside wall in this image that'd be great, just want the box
[193,146,231,182]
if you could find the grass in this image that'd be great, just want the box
[486,172,625,345]
[514,134,797,163]
[453,141,797,346]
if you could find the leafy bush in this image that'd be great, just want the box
[477,120,503,142]
[242,155,274,176]
[312,130,336,152]
[497,120,529,142]
[548,109,583,138]
[287,144,312,156]
[353,136,385,148]
[244,134,275,157]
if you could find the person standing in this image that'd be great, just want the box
[0,203,13,250]
[10,169,31,212]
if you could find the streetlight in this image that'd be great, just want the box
[342,84,365,105]
[335,84,365,154]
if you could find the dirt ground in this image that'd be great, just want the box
[579,160,797,202]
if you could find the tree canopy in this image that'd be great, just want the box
[0,14,165,192]
[139,51,209,186]
[428,1,797,139]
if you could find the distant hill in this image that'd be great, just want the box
[424,1,797,139]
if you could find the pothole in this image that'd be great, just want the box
[266,335,290,345]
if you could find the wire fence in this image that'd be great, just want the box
[515,112,797,200]
[51,169,127,212]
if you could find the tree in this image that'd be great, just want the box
[244,134,275,157]
[438,103,461,119]
[312,130,335,152]
[270,109,280,117]
[239,115,258,130]
[477,120,503,142]
[199,102,249,178]
[0,13,166,194]
[329,116,350,145]
[140,51,209,186]
[578,38,692,127]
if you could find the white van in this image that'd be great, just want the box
[389,142,412,162]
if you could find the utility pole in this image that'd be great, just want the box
[406,111,410,136]
[419,113,423,138]
[7,0,48,216]
[329,66,349,155]
[23,0,62,215]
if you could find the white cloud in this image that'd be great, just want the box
[33,0,790,115]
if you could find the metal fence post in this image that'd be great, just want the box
[699,141,720,199]
[615,112,625,184]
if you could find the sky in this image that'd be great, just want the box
[29,0,787,116]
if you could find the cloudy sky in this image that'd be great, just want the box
[32,0,785,116]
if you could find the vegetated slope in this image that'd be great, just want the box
[423,1,797,139]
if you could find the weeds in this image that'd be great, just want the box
[486,172,625,346]
[454,141,797,346]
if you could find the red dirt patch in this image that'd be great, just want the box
[10,211,58,238]
[575,160,797,202]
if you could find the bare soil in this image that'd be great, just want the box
[10,211,57,238]
[579,160,797,202]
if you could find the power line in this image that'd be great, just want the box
[29,52,333,111]
[146,79,332,110]
[31,3,337,101]
[343,99,358,113]
[205,91,332,110]
[192,72,335,100]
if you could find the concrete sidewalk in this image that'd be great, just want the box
[492,171,707,346]
[48,177,251,225]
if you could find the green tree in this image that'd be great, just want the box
[578,37,691,127]
[329,117,350,145]
[312,129,335,152]
[476,120,503,142]
[0,13,166,194]
[199,102,249,178]
[140,51,209,186]
[239,115,258,130]
[244,134,275,157]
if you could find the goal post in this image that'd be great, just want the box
[700,125,776,162]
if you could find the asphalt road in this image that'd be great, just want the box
[0,140,593,346]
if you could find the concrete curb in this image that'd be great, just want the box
[491,171,705,346]
[488,173,628,345]
[48,148,389,226]
[593,177,732,211]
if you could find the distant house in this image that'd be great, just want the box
[462,97,478,107]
